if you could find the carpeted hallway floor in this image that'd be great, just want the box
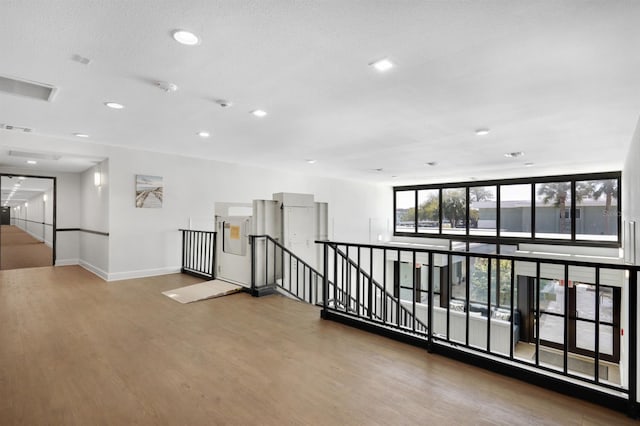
[0,225,52,270]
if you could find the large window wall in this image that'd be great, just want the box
[394,172,621,247]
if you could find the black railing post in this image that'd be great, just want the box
[181,230,186,273]
[250,235,256,291]
[629,268,638,417]
[427,252,433,352]
[322,243,329,317]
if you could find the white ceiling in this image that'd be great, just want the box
[0,1,639,185]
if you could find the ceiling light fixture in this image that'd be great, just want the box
[172,30,200,46]
[26,160,37,165]
[370,58,394,72]
[74,133,89,138]
[524,162,534,167]
[305,159,316,164]
[251,109,267,117]
[198,131,210,138]
[105,102,124,109]
[18,176,26,180]
[475,128,490,136]
[504,151,524,158]
[425,161,438,166]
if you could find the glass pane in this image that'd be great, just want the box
[395,190,415,233]
[500,184,532,237]
[535,182,572,239]
[417,189,439,233]
[469,257,489,304]
[442,188,466,235]
[575,282,595,321]
[539,278,565,315]
[539,314,564,345]
[576,322,614,356]
[449,255,467,344]
[575,179,618,241]
[599,287,614,323]
[498,259,513,308]
[470,186,496,236]
[450,256,467,301]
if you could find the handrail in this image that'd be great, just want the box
[180,229,217,280]
[333,244,429,332]
[318,239,631,270]
[250,234,323,305]
[249,235,370,312]
[316,239,640,414]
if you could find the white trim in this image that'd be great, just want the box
[107,266,181,282]
[79,260,109,281]
[55,258,79,266]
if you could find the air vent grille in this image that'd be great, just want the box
[8,150,60,161]
[1,123,32,132]
[0,75,57,101]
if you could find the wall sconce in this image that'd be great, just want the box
[43,194,48,202]
[94,171,101,187]
[24,202,28,207]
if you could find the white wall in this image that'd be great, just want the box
[78,160,110,278]
[107,147,391,280]
[623,117,640,265]
[1,132,391,281]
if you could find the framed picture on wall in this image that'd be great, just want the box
[135,175,163,208]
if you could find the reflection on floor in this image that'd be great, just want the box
[0,225,52,270]
[514,342,620,386]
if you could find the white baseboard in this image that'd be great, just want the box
[107,266,181,282]
[79,260,109,281]
[55,258,79,266]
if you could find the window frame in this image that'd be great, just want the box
[393,171,621,248]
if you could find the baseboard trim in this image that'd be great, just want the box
[107,266,181,282]
[79,260,109,281]
[55,258,79,266]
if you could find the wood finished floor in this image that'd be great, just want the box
[0,225,52,270]
[0,266,634,425]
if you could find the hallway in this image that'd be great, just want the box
[0,266,633,425]
[0,225,52,270]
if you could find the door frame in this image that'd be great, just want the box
[0,173,56,267]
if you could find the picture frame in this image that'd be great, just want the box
[135,175,163,208]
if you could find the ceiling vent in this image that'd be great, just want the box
[0,123,32,132]
[8,150,60,161]
[0,75,57,102]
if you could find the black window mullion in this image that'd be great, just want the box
[531,183,536,240]
[563,265,569,375]
[571,180,576,240]
[594,267,600,383]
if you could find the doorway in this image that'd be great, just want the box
[519,277,620,363]
[0,174,56,270]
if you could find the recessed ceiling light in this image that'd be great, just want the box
[524,162,534,167]
[475,128,490,136]
[370,58,394,72]
[74,133,90,138]
[18,176,26,180]
[197,131,210,138]
[26,160,37,165]
[105,102,124,109]
[504,151,524,158]
[172,30,200,46]
[305,159,316,164]
[251,109,267,117]
[425,161,438,166]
